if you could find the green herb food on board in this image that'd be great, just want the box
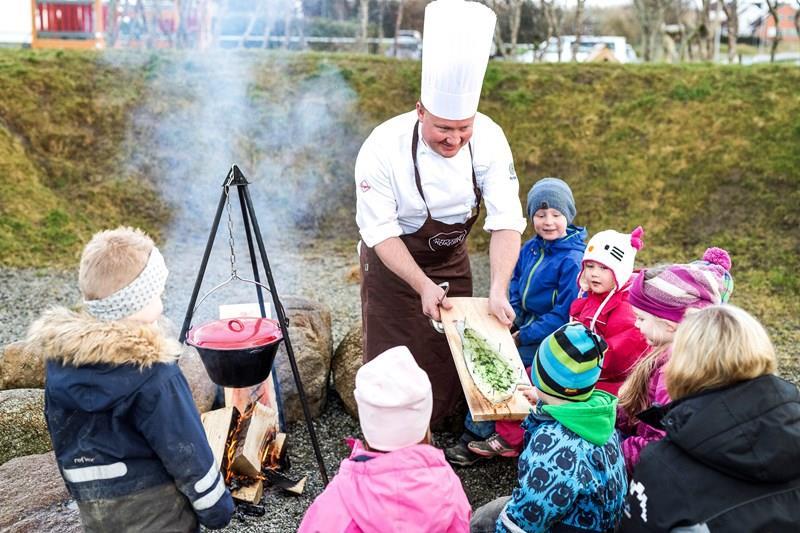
[462,326,516,396]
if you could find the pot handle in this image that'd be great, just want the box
[189,274,275,327]
[228,319,245,332]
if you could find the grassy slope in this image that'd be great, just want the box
[0,50,168,267]
[0,51,797,369]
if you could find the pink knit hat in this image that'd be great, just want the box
[354,346,433,451]
[628,247,734,323]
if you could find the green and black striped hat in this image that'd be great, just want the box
[531,322,608,401]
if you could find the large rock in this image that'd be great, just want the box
[331,322,363,419]
[0,342,45,390]
[0,452,81,532]
[0,389,51,465]
[0,320,218,415]
[274,296,333,423]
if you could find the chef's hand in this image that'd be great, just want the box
[421,281,451,322]
[488,290,515,327]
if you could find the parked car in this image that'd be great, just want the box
[517,36,638,64]
[385,29,422,59]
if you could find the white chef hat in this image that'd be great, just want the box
[354,346,433,452]
[420,0,497,120]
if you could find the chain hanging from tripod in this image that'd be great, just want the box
[224,179,238,279]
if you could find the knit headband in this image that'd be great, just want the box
[84,248,168,321]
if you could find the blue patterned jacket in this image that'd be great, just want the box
[497,392,627,533]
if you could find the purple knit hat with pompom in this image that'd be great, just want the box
[628,247,734,322]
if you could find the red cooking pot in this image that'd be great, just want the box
[186,317,283,388]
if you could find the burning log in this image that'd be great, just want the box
[201,399,296,514]
[231,479,264,504]
[264,432,288,469]
[201,406,239,473]
[230,403,278,478]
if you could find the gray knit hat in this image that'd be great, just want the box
[526,177,576,224]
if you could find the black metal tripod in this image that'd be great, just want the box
[178,164,329,486]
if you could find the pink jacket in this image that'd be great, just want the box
[569,283,650,396]
[616,353,671,476]
[298,441,471,533]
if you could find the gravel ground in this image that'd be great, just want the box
[3,219,796,532]
[0,233,516,532]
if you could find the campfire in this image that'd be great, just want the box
[201,400,305,509]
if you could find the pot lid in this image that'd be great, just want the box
[186,317,283,350]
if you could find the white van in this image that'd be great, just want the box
[517,36,638,64]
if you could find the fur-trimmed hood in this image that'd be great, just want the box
[26,306,180,368]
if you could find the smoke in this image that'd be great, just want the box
[103,50,361,324]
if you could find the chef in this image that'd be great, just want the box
[355,0,526,427]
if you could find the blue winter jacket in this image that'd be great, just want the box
[27,307,234,531]
[498,391,627,533]
[510,225,587,364]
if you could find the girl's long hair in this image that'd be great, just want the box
[666,305,775,400]
[618,344,670,419]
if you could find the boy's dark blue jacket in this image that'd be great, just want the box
[26,307,233,531]
[510,225,587,361]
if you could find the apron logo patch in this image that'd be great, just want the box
[509,162,517,180]
[429,230,468,251]
[359,180,371,193]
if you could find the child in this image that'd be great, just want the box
[299,346,471,533]
[622,305,800,531]
[25,227,233,532]
[616,247,734,475]
[568,227,649,395]
[447,177,586,466]
[470,322,627,533]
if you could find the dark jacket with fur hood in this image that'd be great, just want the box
[27,307,233,531]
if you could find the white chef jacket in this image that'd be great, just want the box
[355,110,527,248]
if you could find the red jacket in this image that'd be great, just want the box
[569,284,649,396]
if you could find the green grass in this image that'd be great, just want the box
[0,51,797,365]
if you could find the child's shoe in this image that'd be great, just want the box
[444,442,482,466]
[467,433,519,458]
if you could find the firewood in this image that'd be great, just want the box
[230,403,278,478]
[201,406,238,472]
[263,469,307,496]
[264,432,287,468]
[231,480,264,504]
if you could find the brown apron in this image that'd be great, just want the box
[360,122,482,427]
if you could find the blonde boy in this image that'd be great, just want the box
[26,227,233,532]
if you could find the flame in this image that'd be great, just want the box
[221,402,282,485]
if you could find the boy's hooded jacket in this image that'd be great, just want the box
[498,391,627,533]
[26,307,233,531]
[569,281,649,396]
[299,440,470,533]
[510,225,587,364]
[621,374,800,532]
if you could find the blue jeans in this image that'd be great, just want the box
[463,411,495,442]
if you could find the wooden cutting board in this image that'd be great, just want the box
[440,297,532,421]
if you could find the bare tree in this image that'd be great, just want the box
[486,0,509,57]
[764,0,781,62]
[722,0,738,62]
[359,0,370,53]
[506,0,524,56]
[393,0,404,57]
[634,0,669,61]
[571,0,587,62]
[795,0,800,42]
[542,0,565,60]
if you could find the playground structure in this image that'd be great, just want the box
[29,0,217,50]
